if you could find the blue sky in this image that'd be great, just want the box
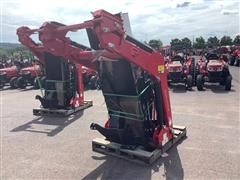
[1,0,239,45]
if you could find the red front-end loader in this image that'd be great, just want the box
[17,10,186,164]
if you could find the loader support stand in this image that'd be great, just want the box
[92,126,186,164]
[33,101,92,117]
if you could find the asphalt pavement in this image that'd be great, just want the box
[1,66,239,179]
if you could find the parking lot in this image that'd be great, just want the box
[1,66,239,179]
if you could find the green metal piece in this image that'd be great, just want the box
[109,113,143,122]
[36,77,43,96]
[46,79,70,83]
[103,84,151,99]
[108,108,144,118]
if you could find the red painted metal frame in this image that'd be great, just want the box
[17,27,86,107]
[17,9,174,146]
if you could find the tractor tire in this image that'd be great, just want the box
[195,67,200,87]
[196,74,204,91]
[225,76,232,91]
[17,77,27,89]
[235,60,240,67]
[191,58,196,85]
[0,81,5,89]
[10,77,18,89]
[34,77,41,89]
[30,79,35,86]
[229,57,235,66]
[219,81,225,86]
[186,75,193,90]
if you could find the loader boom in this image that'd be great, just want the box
[17,10,184,152]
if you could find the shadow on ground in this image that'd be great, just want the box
[11,111,83,136]
[82,146,184,180]
[169,84,190,93]
[204,84,235,94]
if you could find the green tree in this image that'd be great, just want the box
[181,37,192,49]
[0,48,8,62]
[148,39,163,49]
[193,36,206,49]
[207,36,220,48]
[170,38,182,50]
[220,36,232,46]
[233,35,240,46]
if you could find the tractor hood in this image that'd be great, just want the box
[0,66,17,73]
[168,61,182,67]
[21,66,34,71]
[20,65,41,75]
[167,61,183,72]
[207,60,224,71]
[0,66,18,76]
[207,60,223,67]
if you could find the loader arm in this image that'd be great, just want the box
[17,9,174,147]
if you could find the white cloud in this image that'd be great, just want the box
[1,0,239,45]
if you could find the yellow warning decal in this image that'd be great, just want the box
[158,65,165,73]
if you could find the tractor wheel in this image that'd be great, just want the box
[186,75,193,90]
[34,77,41,89]
[196,75,204,91]
[229,57,235,66]
[10,77,18,89]
[225,76,232,91]
[195,67,200,87]
[168,81,171,87]
[219,81,225,86]
[30,78,35,86]
[235,60,240,67]
[17,77,27,89]
[0,81,5,89]
[191,58,196,85]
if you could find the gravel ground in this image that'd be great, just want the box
[1,66,239,180]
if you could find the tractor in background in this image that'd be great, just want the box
[229,48,240,66]
[166,53,195,90]
[0,60,24,89]
[16,60,45,89]
[196,53,232,91]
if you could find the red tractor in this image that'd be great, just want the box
[16,60,45,89]
[217,46,231,63]
[0,61,24,89]
[196,53,232,91]
[229,48,240,66]
[166,54,194,90]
